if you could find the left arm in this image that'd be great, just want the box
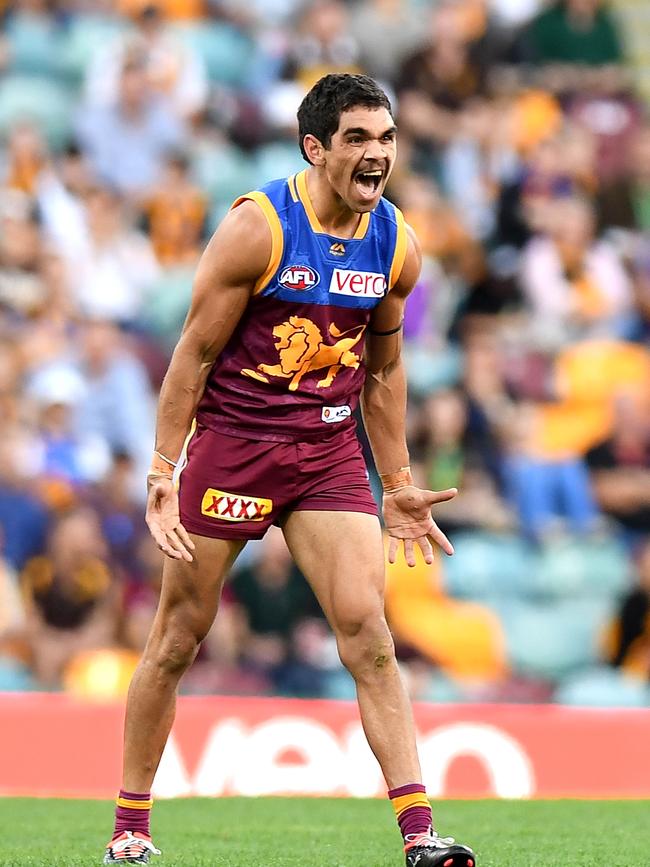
[361,226,457,567]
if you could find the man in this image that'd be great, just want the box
[103,74,476,867]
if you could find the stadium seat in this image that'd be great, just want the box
[59,16,127,86]
[402,344,463,397]
[530,535,632,601]
[140,268,194,349]
[3,16,64,79]
[555,666,650,708]
[322,668,357,701]
[0,76,73,149]
[504,598,615,679]
[193,142,258,211]
[254,142,305,189]
[442,531,534,601]
[173,22,256,87]
[0,658,36,692]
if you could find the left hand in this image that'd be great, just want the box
[382,485,457,567]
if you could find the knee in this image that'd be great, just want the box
[336,615,396,680]
[152,630,200,676]
[147,607,210,676]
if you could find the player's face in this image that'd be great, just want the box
[325,107,397,212]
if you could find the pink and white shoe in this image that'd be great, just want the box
[404,830,476,867]
[103,831,161,864]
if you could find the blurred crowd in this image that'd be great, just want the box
[0,0,649,706]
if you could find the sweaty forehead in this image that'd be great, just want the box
[335,106,395,137]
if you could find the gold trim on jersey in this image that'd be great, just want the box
[295,169,370,240]
[232,191,284,295]
[389,206,408,288]
[288,174,298,202]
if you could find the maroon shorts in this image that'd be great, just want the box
[177,422,378,540]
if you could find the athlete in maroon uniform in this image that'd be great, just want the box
[103,75,475,867]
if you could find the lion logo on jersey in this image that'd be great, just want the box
[241,317,366,391]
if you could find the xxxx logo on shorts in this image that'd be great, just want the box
[201,489,272,522]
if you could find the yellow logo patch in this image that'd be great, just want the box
[201,489,272,522]
[241,317,366,391]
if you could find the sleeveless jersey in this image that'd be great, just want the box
[196,168,408,442]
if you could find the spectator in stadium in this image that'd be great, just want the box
[121,532,164,653]
[0,423,49,573]
[521,0,625,70]
[84,2,209,120]
[36,143,96,262]
[0,532,25,639]
[280,0,362,92]
[75,54,186,198]
[0,189,48,320]
[0,529,32,690]
[2,122,49,195]
[230,528,322,692]
[597,125,650,232]
[413,388,513,533]
[19,506,121,687]
[494,123,596,250]
[118,0,204,19]
[606,538,650,679]
[88,451,150,580]
[350,0,423,83]
[59,185,160,324]
[28,376,112,492]
[565,68,642,184]
[72,319,156,483]
[630,238,650,342]
[586,391,650,541]
[519,195,634,350]
[142,151,208,266]
[396,1,487,155]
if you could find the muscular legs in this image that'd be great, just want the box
[122,535,243,792]
[282,510,422,788]
[121,511,420,793]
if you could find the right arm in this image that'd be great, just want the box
[146,200,271,561]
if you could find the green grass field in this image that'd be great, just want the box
[0,797,647,866]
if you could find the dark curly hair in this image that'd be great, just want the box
[297,74,393,165]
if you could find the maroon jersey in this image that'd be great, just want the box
[196,170,407,442]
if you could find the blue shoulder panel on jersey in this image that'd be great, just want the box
[253,173,403,311]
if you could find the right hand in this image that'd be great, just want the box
[145,474,196,562]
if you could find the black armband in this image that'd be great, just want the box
[368,321,404,337]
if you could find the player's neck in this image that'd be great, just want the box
[304,168,364,239]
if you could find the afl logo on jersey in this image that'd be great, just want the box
[279,265,320,291]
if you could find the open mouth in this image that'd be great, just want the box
[354,168,383,196]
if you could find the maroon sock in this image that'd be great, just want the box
[113,790,152,839]
[388,782,433,841]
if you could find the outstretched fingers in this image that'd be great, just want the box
[427,524,454,556]
[416,535,434,564]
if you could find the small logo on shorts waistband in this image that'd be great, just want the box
[201,489,273,522]
[322,405,352,424]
